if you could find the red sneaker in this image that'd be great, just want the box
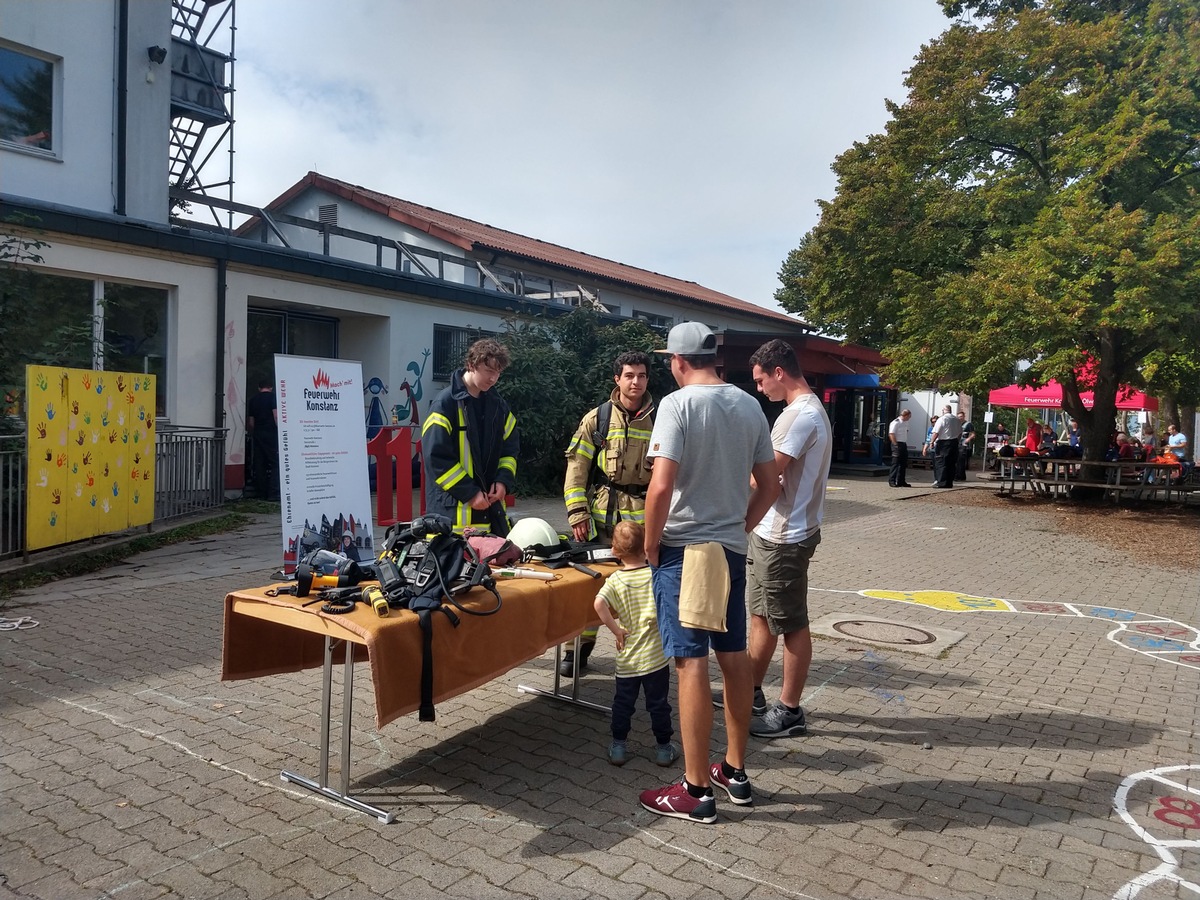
[638,779,717,823]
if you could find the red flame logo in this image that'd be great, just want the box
[312,369,331,389]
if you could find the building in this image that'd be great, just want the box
[1,0,892,546]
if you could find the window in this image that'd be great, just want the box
[0,268,170,417]
[633,309,673,330]
[102,283,170,416]
[0,43,56,153]
[432,324,497,380]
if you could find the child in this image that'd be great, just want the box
[593,521,678,767]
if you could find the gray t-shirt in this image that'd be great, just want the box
[648,382,774,554]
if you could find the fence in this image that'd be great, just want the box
[0,435,26,560]
[154,425,227,523]
[0,425,226,561]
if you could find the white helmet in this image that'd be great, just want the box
[507,517,560,551]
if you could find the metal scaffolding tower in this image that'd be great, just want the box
[168,0,235,228]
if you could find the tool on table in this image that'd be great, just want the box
[569,561,601,578]
[492,567,557,581]
[362,584,390,617]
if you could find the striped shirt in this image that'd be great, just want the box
[596,566,668,677]
[755,392,832,544]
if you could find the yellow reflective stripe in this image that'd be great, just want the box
[498,456,516,475]
[625,426,653,440]
[503,412,516,440]
[437,464,467,489]
[566,435,596,460]
[454,504,474,534]
[423,412,452,435]
[564,487,588,505]
[457,406,473,478]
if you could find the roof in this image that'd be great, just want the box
[255,172,806,328]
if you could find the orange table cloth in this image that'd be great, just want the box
[222,567,606,728]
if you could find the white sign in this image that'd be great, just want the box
[275,354,374,573]
[983,411,994,423]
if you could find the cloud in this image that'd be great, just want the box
[228,0,949,311]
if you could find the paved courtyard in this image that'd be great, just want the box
[2,478,1198,900]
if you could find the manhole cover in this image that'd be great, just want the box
[832,619,938,645]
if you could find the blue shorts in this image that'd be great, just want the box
[651,543,747,659]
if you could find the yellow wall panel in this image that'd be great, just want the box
[24,367,157,552]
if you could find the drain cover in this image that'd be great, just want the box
[832,619,937,645]
[809,612,966,656]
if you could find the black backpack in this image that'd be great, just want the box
[379,515,502,721]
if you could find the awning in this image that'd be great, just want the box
[987,380,1158,411]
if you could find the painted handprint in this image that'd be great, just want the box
[132,489,140,504]
[100,411,109,426]
[81,374,91,390]
[121,429,129,444]
[137,405,146,421]
[111,481,119,497]
[118,412,125,425]
[109,430,118,444]
[90,429,100,444]
[75,430,85,446]
[71,400,79,415]
[146,415,154,431]
[82,451,92,465]
[43,450,51,462]
[36,469,48,487]
[56,453,67,468]
[89,494,97,507]
[116,375,126,392]
[125,392,134,404]
[101,498,110,513]
[36,372,48,390]
[95,376,104,394]
[36,422,46,439]
[46,402,56,420]
[73,484,82,497]
[82,410,92,425]
[133,452,141,464]
[131,468,140,481]
[85,472,95,487]
[103,463,109,477]
[51,489,61,505]
[48,511,57,526]
[142,376,151,391]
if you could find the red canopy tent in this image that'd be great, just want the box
[987,380,1158,411]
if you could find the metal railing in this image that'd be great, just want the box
[0,425,227,561]
[154,425,227,523]
[0,435,26,560]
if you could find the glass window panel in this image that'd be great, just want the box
[286,315,337,359]
[102,283,169,416]
[0,45,54,151]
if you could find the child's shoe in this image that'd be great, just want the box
[607,741,628,766]
[654,742,679,767]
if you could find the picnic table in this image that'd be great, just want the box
[996,456,1185,502]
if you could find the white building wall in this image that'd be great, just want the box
[120,0,172,222]
[1,0,119,214]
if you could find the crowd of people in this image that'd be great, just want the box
[420,331,1192,824]
[422,327,832,824]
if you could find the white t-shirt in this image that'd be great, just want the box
[755,393,832,544]
[648,382,774,554]
[932,414,963,441]
[888,416,911,443]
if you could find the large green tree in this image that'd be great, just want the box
[778,0,1200,465]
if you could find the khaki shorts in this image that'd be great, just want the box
[746,530,820,635]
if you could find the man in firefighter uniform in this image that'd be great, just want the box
[559,350,655,676]
[422,338,519,535]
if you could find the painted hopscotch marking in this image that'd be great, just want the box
[834,589,1200,672]
[1112,765,1200,899]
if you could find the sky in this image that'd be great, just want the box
[230,1,953,315]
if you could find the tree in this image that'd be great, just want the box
[778,0,1200,467]
[499,309,672,495]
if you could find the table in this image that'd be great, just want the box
[222,564,611,821]
[996,457,1181,502]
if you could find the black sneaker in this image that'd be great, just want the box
[752,687,768,717]
[750,703,808,738]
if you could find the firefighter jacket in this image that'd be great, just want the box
[563,388,654,539]
[422,368,519,534]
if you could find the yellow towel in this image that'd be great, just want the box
[679,542,730,632]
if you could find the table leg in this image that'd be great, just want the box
[517,633,611,714]
[281,636,396,824]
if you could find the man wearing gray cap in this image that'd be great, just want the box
[638,322,779,824]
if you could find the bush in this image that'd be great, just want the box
[499,310,671,495]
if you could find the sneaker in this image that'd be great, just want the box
[607,741,627,766]
[709,763,753,806]
[752,687,768,717]
[750,703,808,738]
[639,779,717,824]
[654,742,679,767]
